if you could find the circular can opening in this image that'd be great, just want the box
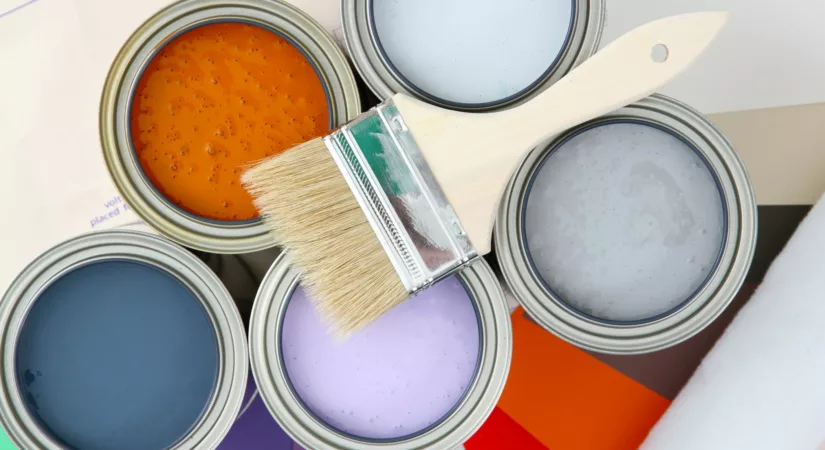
[129,21,332,223]
[101,0,361,253]
[494,95,757,354]
[522,121,726,324]
[370,0,575,107]
[15,260,219,450]
[0,230,248,449]
[280,276,481,441]
[344,0,605,111]
[249,254,511,449]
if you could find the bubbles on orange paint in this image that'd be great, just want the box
[130,22,330,221]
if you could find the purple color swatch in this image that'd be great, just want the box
[218,374,295,449]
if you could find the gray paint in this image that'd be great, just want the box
[15,260,219,450]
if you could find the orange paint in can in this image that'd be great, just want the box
[131,22,330,221]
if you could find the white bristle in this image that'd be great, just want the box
[242,138,408,335]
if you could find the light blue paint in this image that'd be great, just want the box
[15,260,219,450]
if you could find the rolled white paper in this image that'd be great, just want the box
[642,193,825,450]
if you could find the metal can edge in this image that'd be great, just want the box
[494,93,757,354]
[342,0,605,112]
[100,0,362,254]
[249,253,512,449]
[0,229,248,449]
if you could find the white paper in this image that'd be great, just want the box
[0,0,342,295]
[601,0,825,114]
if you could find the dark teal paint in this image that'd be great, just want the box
[15,260,219,450]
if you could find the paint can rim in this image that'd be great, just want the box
[100,0,362,254]
[342,0,605,111]
[494,94,758,354]
[248,254,512,449]
[0,229,248,449]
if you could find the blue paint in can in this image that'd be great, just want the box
[15,260,219,450]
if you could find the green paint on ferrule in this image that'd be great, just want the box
[350,110,419,197]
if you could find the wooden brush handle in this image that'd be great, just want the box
[395,11,730,254]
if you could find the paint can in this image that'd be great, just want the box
[0,230,248,449]
[100,0,361,254]
[343,0,605,111]
[495,94,757,354]
[249,254,511,449]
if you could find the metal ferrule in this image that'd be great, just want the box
[324,99,478,294]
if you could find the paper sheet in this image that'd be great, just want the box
[601,0,825,114]
[0,0,342,306]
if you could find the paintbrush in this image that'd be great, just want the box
[243,12,729,334]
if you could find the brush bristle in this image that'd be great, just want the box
[242,138,408,335]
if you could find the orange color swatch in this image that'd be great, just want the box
[493,309,670,450]
[131,22,329,221]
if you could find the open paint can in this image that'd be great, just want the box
[0,230,248,449]
[495,94,757,354]
[343,0,604,111]
[100,0,361,253]
[249,254,511,449]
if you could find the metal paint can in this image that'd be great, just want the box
[100,0,361,254]
[495,94,757,354]
[0,229,248,449]
[343,0,604,111]
[249,254,511,449]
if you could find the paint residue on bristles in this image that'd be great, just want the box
[131,22,330,221]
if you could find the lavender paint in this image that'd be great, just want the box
[281,276,480,440]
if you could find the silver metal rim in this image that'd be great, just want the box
[100,0,361,254]
[495,94,758,354]
[249,254,512,449]
[0,230,248,449]
[342,0,605,111]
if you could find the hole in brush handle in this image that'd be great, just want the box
[651,43,669,63]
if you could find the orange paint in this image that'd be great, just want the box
[496,308,669,449]
[131,22,330,221]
